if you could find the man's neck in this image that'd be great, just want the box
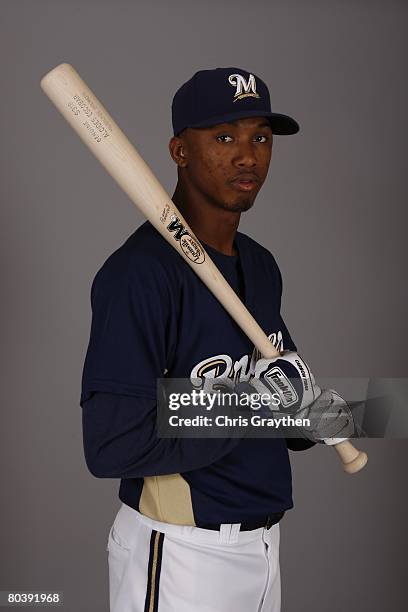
[171,184,240,257]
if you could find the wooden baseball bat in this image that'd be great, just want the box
[40,63,367,474]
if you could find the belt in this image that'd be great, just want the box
[196,511,285,532]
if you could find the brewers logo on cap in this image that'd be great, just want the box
[228,73,260,102]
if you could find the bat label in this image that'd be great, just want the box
[166,215,205,264]
[160,204,171,224]
[67,92,111,143]
[167,215,189,240]
[82,120,103,143]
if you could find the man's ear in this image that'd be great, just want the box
[169,136,188,167]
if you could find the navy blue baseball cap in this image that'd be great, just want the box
[172,67,299,136]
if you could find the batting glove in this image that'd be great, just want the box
[248,351,354,444]
[250,351,321,412]
[295,388,355,444]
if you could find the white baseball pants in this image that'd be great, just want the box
[107,502,281,612]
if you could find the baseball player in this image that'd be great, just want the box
[81,67,353,612]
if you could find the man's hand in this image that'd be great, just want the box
[250,351,321,412]
[248,351,355,444]
[295,388,355,444]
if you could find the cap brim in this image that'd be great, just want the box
[182,109,299,135]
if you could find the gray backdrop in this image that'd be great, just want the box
[1,0,407,610]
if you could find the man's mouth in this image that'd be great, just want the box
[230,176,260,192]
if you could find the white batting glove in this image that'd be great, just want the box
[296,388,354,444]
[249,352,354,444]
[250,351,321,412]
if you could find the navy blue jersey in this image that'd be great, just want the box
[81,221,307,525]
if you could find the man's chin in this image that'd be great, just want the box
[220,198,255,213]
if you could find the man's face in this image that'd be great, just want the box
[172,117,273,213]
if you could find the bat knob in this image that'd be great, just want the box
[342,450,368,474]
[333,440,368,474]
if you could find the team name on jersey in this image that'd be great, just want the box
[190,331,285,391]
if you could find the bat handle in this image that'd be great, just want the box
[333,440,368,474]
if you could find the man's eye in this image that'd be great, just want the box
[216,135,233,143]
[254,135,269,143]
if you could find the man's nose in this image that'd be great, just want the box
[233,142,257,167]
